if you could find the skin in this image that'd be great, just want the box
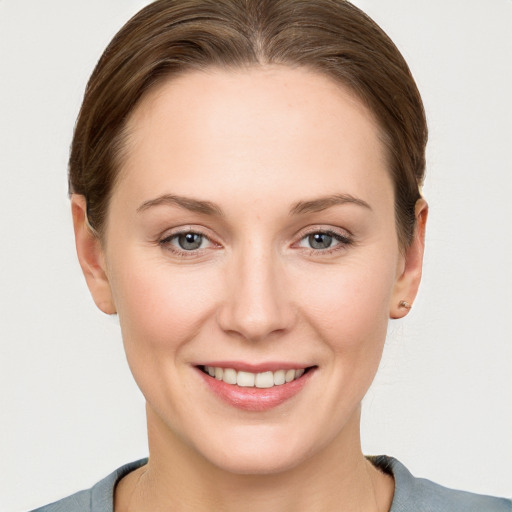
[72,65,427,511]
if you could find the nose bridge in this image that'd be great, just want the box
[217,237,293,341]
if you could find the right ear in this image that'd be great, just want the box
[71,194,116,315]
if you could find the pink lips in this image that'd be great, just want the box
[196,363,314,412]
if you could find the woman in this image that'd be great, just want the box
[25,0,510,510]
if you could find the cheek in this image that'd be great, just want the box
[293,254,398,354]
[109,253,220,355]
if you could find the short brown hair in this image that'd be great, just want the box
[69,0,427,247]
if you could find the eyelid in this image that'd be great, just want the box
[160,227,210,243]
[156,224,353,258]
[292,225,354,254]
[294,225,353,241]
[158,226,221,256]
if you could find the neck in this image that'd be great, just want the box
[115,405,394,512]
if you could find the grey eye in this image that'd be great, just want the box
[177,233,204,250]
[308,233,334,250]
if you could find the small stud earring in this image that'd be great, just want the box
[398,300,412,310]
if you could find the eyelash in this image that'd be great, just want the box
[158,229,216,258]
[158,227,353,257]
[294,228,353,256]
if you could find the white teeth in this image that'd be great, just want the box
[203,366,307,388]
[222,368,237,385]
[237,371,255,387]
[273,369,286,386]
[255,371,274,389]
[285,369,296,383]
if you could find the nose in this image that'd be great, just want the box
[216,243,295,341]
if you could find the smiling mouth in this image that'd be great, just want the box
[199,365,314,389]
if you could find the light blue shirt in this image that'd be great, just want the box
[31,456,511,512]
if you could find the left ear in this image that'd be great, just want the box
[390,198,428,319]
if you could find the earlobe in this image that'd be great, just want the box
[390,198,428,319]
[71,194,116,315]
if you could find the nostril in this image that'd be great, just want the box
[215,272,296,341]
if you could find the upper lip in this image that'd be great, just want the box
[196,361,314,373]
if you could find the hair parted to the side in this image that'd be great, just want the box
[69,0,427,248]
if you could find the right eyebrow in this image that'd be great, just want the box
[136,194,224,216]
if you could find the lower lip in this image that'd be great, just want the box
[197,368,314,412]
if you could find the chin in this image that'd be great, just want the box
[190,424,319,476]
[206,447,308,476]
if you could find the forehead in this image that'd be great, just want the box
[117,65,392,210]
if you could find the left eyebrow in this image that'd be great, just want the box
[289,194,372,216]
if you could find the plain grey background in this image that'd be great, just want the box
[1,1,511,510]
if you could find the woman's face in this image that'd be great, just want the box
[76,66,424,474]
